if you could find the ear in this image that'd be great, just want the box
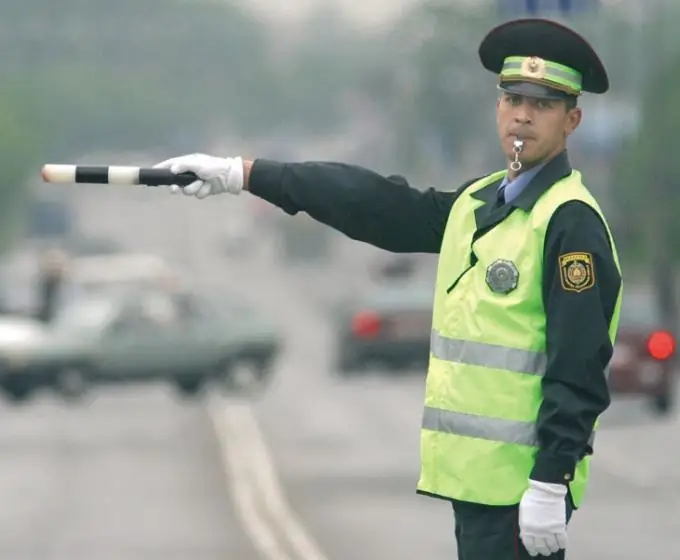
[565,107,582,136]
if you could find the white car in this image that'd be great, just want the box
[67,252,178,295]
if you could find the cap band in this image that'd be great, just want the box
[500,56,582,96]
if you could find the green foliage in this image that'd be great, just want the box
[378,3,499,172]
[0,84,43,249]
[610,6,680,267]
[6,0,274,158]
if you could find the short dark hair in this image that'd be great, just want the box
[564,96,578,111]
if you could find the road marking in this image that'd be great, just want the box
[208,396,331,560]
[209,397,293,560]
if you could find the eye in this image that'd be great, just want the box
[505,95,522,106]
[536,99,553,109]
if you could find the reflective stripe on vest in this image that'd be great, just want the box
[431,330,546,375]
[422,405,595,448]
[431,330,611,379]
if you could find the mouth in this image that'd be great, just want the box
[508,134,534,142]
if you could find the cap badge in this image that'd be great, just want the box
[521,56,547,80]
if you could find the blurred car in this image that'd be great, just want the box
[62,235,122,256]
[609,288,677,416]
[0,289,282,404]
[370,255,417,281]
[67,252,176,295]
[332,281,434,374]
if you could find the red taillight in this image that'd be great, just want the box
[352,311,381,338]
[647,330,675,361]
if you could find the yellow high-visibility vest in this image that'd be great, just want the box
[416,169,622,507]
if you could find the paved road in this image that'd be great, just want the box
[225,243,680,560]
[50,185,680,560]
[0,388,258,560]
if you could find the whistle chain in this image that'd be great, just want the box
[511,139,524,172]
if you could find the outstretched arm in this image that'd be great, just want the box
[245,159,465,254]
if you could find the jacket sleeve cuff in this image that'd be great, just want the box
[531,452,576,485]
[247,159,285,199]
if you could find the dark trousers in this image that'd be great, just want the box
[452,496,574,560]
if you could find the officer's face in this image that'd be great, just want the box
[496,92,582,170]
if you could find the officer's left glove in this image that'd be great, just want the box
[518,479,568,557]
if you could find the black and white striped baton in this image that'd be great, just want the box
[41,164,198,187]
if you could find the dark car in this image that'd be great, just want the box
[332,281,434,374]
[608,288,676,416]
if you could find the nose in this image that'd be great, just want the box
[513,102,533,125]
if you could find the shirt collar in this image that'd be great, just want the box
[472,151,573,212]
[499,162,547,203]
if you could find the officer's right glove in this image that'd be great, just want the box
[152,153,244,199]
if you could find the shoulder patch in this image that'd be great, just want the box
[559,252,595,293]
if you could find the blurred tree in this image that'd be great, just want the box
[612,8,680,333]
[4,0,275,158]
[381,2,499,177]
[0,85,43,250]
[254,5,361,133]
[247,4,398,138]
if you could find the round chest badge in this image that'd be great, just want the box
[486,259,519,294]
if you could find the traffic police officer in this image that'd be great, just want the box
[154,18,622,559]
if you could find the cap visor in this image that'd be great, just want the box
[499,81,573,100]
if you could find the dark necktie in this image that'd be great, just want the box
[495,186,506,208]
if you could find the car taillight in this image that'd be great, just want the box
[352,311,381,338]
[646,330,675,361]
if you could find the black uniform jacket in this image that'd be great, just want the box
[248,150,622,497]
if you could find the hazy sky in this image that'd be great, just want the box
[202,0,649,27]
[243,0,485,26]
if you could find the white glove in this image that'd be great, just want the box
[519,480,568,557]
[152,153,244,199]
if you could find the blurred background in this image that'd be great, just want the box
[0,0,678,558]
